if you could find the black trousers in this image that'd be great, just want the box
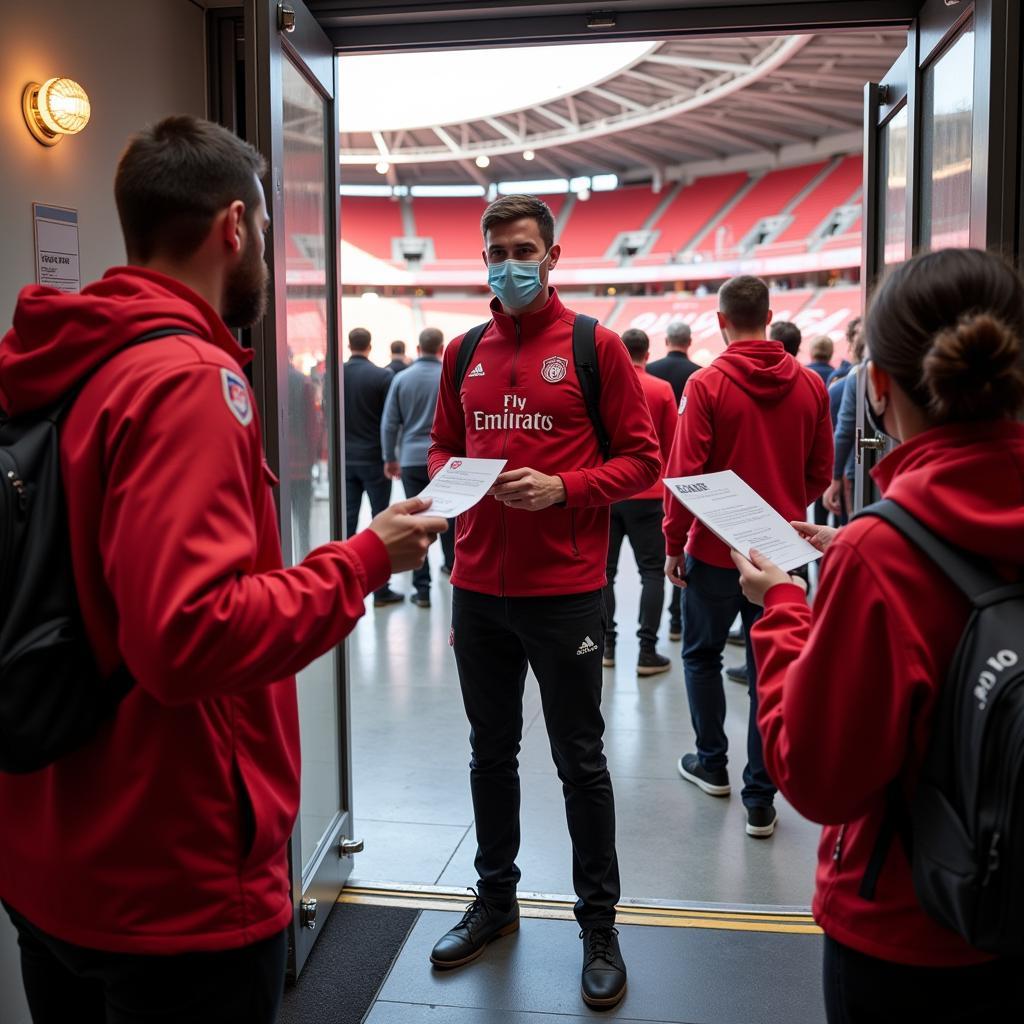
[603,498,666,649]
[451,586,619,927]
[400,464,456,591]
[4,901,287,1024]
[823,936,1024,1023]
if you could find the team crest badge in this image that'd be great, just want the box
[541,356,568,383]
[220,368,253,427]
[451,460,463,470]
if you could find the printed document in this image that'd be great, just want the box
[416,458,508,517]
[664,470,822,572]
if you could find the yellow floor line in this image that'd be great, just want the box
[338,887,821,936]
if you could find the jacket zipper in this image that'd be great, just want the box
[0,450,27,623]
[832,824,846,867]
[497,320,524,596]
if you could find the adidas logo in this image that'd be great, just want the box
[468,362,485,378]
[576,636,599,656]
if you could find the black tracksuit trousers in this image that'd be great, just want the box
[451,586,619,928]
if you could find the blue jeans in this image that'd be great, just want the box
[681,555,775,808]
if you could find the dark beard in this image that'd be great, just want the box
[223,237,269,328]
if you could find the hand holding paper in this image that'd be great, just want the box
[663,470,822,573]
[416,457,507,517]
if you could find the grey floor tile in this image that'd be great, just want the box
[367,1004,593,1023]
[375,911,825,1024]
[344,513,821,909]
[349,819,472,886]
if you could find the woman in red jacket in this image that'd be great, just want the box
[732,247,1024,1023]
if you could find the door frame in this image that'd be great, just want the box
[244,0,353,978]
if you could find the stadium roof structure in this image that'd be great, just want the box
[337,30,904,187]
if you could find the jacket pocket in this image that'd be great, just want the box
[233,755,258,863]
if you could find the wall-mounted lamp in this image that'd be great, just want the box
[23,77,91,146]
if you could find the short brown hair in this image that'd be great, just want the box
[810,336,834,361]
[480,194,555,251]
[348,327,371,351]
[390,340,406,355]
[115,115,265,262]
[620,328,650,361]
[719,276,770,333]
[769,320,801,356]
[418,327,443,354]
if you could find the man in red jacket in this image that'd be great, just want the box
[602,327,678,676]
[0,116,445,1023]
[663,275,832,839]
[428,194,660,1009]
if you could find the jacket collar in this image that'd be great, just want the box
[488,288,566,341]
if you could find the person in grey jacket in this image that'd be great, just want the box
[382,327,455,606]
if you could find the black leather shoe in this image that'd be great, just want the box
[429,893,519,969]
[581,926,627,1008]
[373,587,404,607]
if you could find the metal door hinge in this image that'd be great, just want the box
[300,897,317,929]
[856,427,887,464]
[340,836,364,856]
[278,3,296,32]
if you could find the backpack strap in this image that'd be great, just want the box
[855,499,1003,607]
[571,314,611,462]
[453,321,492,392]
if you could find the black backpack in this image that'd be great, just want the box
[0,328,194,773]
[454,313,610,460]
[856,499,1024,954]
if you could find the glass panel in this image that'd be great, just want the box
[282,55,340,873]
[920,24,974,251]
[880,105,909,267]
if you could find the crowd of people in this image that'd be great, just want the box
[1,115,1022,1023]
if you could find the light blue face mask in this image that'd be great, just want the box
[487,250,550,310]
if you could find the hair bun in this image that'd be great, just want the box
[922,313,1024,421]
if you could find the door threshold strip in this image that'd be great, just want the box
[339,882,820,935]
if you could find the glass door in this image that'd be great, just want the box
[856,0,1020,510]
[245,0,354,978]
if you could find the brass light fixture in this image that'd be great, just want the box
[23,77,91,146]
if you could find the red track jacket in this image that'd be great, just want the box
[429,290,660,596]
[751,420,1024,966]
[663,339,833,568]
[634,364,678,501]
[0,268,389,954]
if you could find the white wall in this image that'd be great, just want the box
[0,2,206,1018]
[0,0,207,325]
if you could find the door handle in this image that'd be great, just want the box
[855,427,886,464]
[340,836,364,856]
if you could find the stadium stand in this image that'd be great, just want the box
[556,185,665,258]
[643,172,749,259]
[411,196,490,259]
[694,161,828,257]
[340,196,406,259]
[769,155,862,247]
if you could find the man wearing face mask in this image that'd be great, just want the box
[428,194,660,1009]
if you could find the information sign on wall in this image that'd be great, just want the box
[33,203,81,293]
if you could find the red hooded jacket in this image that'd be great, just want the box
[0,267,389,954]
[634,364,678,501]
[751,420,1024,966]
[663,339,833,568]
[429,290,660,596]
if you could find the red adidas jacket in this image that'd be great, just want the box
[0,267,389,954]
[634,364,678,501]
[429,290,660,596]
[751,420,1024,966]
[663,339,833,568]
